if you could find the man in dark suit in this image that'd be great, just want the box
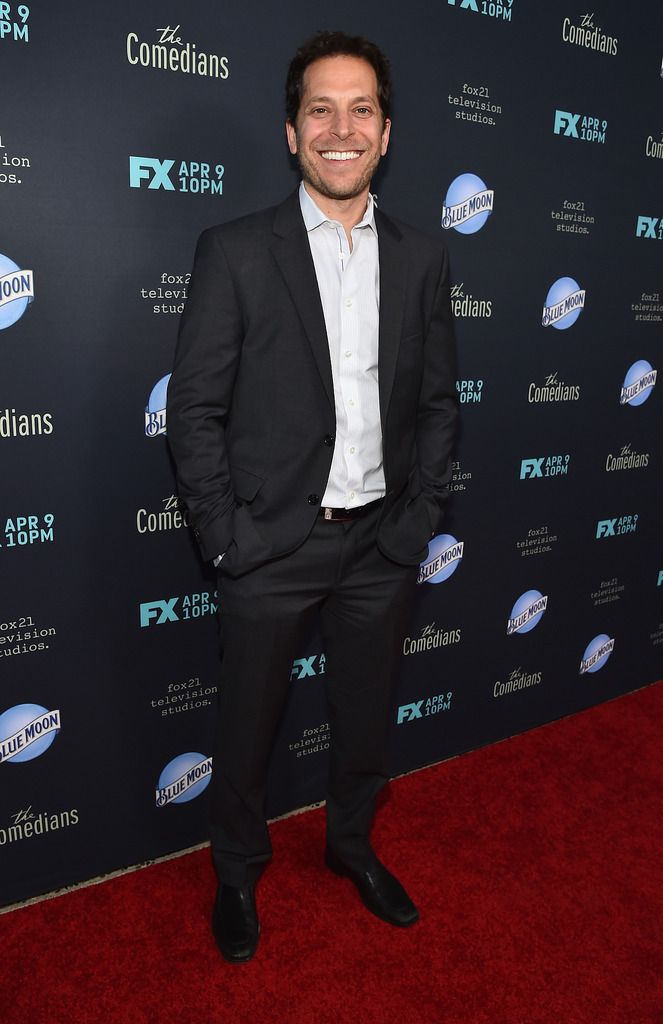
[167,30,458,962]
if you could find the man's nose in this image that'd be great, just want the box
[329,109,353,138]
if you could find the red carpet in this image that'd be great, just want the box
[3,683,661,1024]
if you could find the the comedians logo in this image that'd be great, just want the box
[0,805,79,847]
[403,622,461,657]
[605,443,649,472]
[0,408,53,438]
[645,134,663,159]
[397,692,453,724]
[542,277,585,330]
[155,752,212,807]
[0,253,34,330]
[620,360,657,406]
[595,515,638,539]
[145,374,171,437]
[579,634,614,674]
[520,455,570,479]
[561,13,618,55]
[507,590,547,635]
[528,371,580,403]
[447,0,514,22]
[139,591,219,627]
[493,666,542,698]
[450,283,492,317]
[553,110,607,145]
[136,495,189,535]
[0,704,61,764]
[126,25,229,79]
[129,156,225,196]
[418,534,464,584]
[441,174,494,235]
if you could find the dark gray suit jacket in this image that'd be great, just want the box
[167,190,458,576]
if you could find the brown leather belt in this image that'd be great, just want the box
[319,497,384,522]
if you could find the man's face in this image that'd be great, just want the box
[286,55,391,205]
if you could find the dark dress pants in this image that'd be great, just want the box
[209,504,416,887]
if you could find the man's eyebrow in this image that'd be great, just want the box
[304,94,377,105]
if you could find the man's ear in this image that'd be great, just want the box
[380,118,391,157]
[285,121,298,155]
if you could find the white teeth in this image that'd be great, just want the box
[320,151,361,161]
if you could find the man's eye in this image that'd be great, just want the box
[311,107,329,115]
[354,107,372,115]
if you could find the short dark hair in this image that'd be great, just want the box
[285,30,392,125]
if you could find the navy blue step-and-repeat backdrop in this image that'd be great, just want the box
[2,1,662,905]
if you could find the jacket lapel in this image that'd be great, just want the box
[375,210,406,431]
[270,192,335,412]
[269,193,406,424]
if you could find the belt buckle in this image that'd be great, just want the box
[323,507,334,521]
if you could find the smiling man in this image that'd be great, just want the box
[167,30,458,963]
[285,50,390,209]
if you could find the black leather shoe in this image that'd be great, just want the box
[325,848,419,927]
[211,883,260,963]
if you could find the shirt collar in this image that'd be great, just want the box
[298,181,377,235]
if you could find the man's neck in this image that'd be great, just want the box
[302,182,371,247]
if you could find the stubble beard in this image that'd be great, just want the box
[296,149,380,202]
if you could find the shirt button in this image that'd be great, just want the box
[349,491,356,500]
[349,447,356,454]
[345,299,353,308]
[348,399,355,407]
[345,351,352,358]
[307,494,320,505]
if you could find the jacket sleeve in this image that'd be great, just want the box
[166,228,243,561]
[417,246,459,533]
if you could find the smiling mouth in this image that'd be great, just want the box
[319,150,363,161]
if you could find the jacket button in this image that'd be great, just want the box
[307,494,320,505]
[323,434,335,446]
